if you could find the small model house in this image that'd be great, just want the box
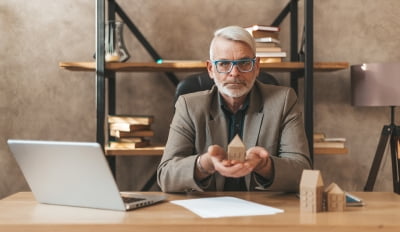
[300,169,324,213]
[325,182,346,212]
[227,135,246,161]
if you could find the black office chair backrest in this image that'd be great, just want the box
[174,71,279,103]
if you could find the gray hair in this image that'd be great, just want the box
[209,25,256,60]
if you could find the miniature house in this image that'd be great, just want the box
[300,169,324,213]
[227,135,246,161]
[325,182,346,212]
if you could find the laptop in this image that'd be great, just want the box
[7,139,166,211]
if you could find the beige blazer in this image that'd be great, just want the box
[157,81,311,192]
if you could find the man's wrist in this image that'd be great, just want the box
[254,157,268,172]
[197,155,214,175]
[254,156,273,179]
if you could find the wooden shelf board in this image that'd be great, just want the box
[59,61,349,73]
[314,147,348,155]
[105,145,165,156]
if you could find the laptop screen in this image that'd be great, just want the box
[8,140,126,211]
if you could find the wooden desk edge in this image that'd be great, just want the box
[2,192,400,232]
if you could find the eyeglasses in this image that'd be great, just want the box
[212,58,256,74]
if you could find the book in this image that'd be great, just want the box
[313,133,346,142]
[109,140,150,149]
[256,42,280,50]
[314,141,345,149]
[109,123,151,132]
[256,42,280,48]
[255,37,281,44]
[313,133,326,142]
[256,51,287,58]
[245,24,280,32]
[256,47,282,52]
[108,115,154,125]
[259,57,282,63]
[245,25,279,39]
[118,137,145,143]
[110,129,155,138]
[313,133,346,148]
[249,30,279,39]
[323,138,346,142]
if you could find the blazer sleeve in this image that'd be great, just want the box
[259,87,311,192]
[157,95,207,192]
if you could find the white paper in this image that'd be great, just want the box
[170,196,284,218]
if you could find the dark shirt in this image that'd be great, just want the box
[220,94,249,191]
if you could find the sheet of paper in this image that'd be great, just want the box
[170,196,284,218]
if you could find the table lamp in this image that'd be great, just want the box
[351,62,400,194]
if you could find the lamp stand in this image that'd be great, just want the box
[364,106,400,194]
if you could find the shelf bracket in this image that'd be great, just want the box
[96,0,106,148]
[113,1,179,86]
[304,0,314,166]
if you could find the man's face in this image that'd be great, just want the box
[207,37,260,98]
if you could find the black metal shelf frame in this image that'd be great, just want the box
[95,0,314,175]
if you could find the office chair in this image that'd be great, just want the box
[174,71,279,102]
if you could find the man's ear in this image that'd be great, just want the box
[206,60,215,79]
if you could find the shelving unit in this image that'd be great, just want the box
[61,0,349,177]
[60,60,349,158]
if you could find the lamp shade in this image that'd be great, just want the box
[351,62,400,106]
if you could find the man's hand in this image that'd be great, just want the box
[209,145,249,177]
[245,146,273,179]
[195,145,272,179]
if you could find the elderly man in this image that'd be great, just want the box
[157,25,311,192]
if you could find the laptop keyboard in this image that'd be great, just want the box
[122,196,146,204]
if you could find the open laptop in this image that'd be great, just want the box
[7,139,166,211]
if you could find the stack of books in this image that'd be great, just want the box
[245,24,286,63]
[313,133,346,149]
[108,115,154,149]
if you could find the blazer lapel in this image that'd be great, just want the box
[243,86,264,149]
[207,88,228,191]
[243,86,264,190]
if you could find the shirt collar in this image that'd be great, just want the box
[219,93,250,114]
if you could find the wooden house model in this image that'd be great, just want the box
[227,135,246,162]
[300,169,324,213]
[325,182,346,212]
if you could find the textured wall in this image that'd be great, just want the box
[1,0,399,198]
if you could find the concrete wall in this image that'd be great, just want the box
[1,0,399,198]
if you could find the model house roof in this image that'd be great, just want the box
[228,134,246,148]
[300,170,324,188]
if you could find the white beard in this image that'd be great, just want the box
[214,78,255,98]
